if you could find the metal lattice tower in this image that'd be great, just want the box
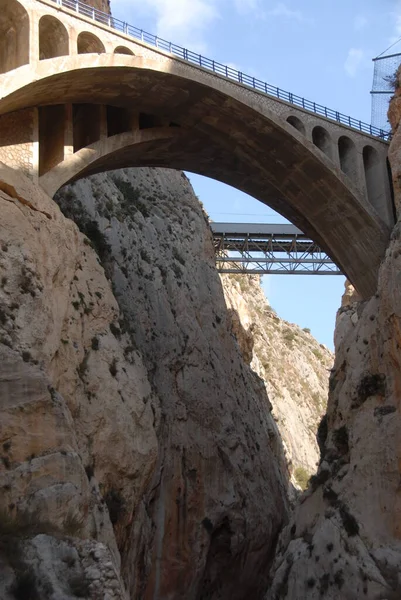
[372,51,401,131]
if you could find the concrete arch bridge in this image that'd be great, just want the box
[0,0,395,298]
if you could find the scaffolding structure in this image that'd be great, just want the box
[371,51,401,131]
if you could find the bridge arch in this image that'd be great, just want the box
[77,32,105,54]
[286,116,305,135]
[0,0,29,74]
[338,135,358,181]
[114,46,134,55]
[0,54,391,298]
[363,145,383,214]
[39,15,69,60]
[312,126,334,160]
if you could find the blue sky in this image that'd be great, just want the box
[111,0,401,349]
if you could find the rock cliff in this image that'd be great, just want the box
[0,163,296,599]
[220,274,332,485]
[265,101,401,599]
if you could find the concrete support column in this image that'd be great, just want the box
[130,111,139,131]
[64,104,74,158]
[31,107,39,183]
[29,13,39,64]
[99,105,108,140]
[69,29,78,56]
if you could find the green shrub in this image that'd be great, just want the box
[294,466,310,490]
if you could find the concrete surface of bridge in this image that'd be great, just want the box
[0,0,395,298]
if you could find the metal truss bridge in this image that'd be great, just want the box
[211,223,342,276]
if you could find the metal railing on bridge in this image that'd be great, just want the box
[211,223,342,275]
[50,0,390,140]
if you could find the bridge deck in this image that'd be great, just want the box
[46,0,389,140]
[211,223,342,275]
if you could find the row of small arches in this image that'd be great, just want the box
[0,0,134,74]
[40,16,134,59]
[286,115,382,209]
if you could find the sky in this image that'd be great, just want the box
[110,0,401,349]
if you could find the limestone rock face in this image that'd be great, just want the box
[55,168,290,600]
[265,111,401,599]
[0,163,157,598]
[220,274,332,482]
[0,160,291,599]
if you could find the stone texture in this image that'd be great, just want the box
[0,160,294,598]
[0,108,36,177]
[0,161,158,598]
[55,168,290,600]
[220,274,332,482]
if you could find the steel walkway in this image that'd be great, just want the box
[211,223,342,275]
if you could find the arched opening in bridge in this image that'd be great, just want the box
[338,136,358,181]
[286,116,305,135]
[39,15,69,60]
[138,113,164,129]
[114,46,134,55]
[0,0,29,74]
[312,126,333,160]
[39,105,66,176]
[77,32,105,54]
[107,106,134,136]
[363,145,382,213]
[73,104,103,151]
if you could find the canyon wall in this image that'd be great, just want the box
[220,274,332,484]
[0,163,298,599]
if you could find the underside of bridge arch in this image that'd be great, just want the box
[286,115,305,135]
[0,55,391,298]
[312,125,334,160]
[338,135,358,182]
[39,15,69,60]
[114,46,134,55]
[0,0,29,74]
[77,32,105,54]
[363,145,384,216]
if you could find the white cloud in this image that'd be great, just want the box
[354,15,368,31]
[344,48,364,77]
[267,3,307,22]
[113,0,220,50]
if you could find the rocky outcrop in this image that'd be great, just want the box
[220,274,332,485]
[0,162,291,599]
